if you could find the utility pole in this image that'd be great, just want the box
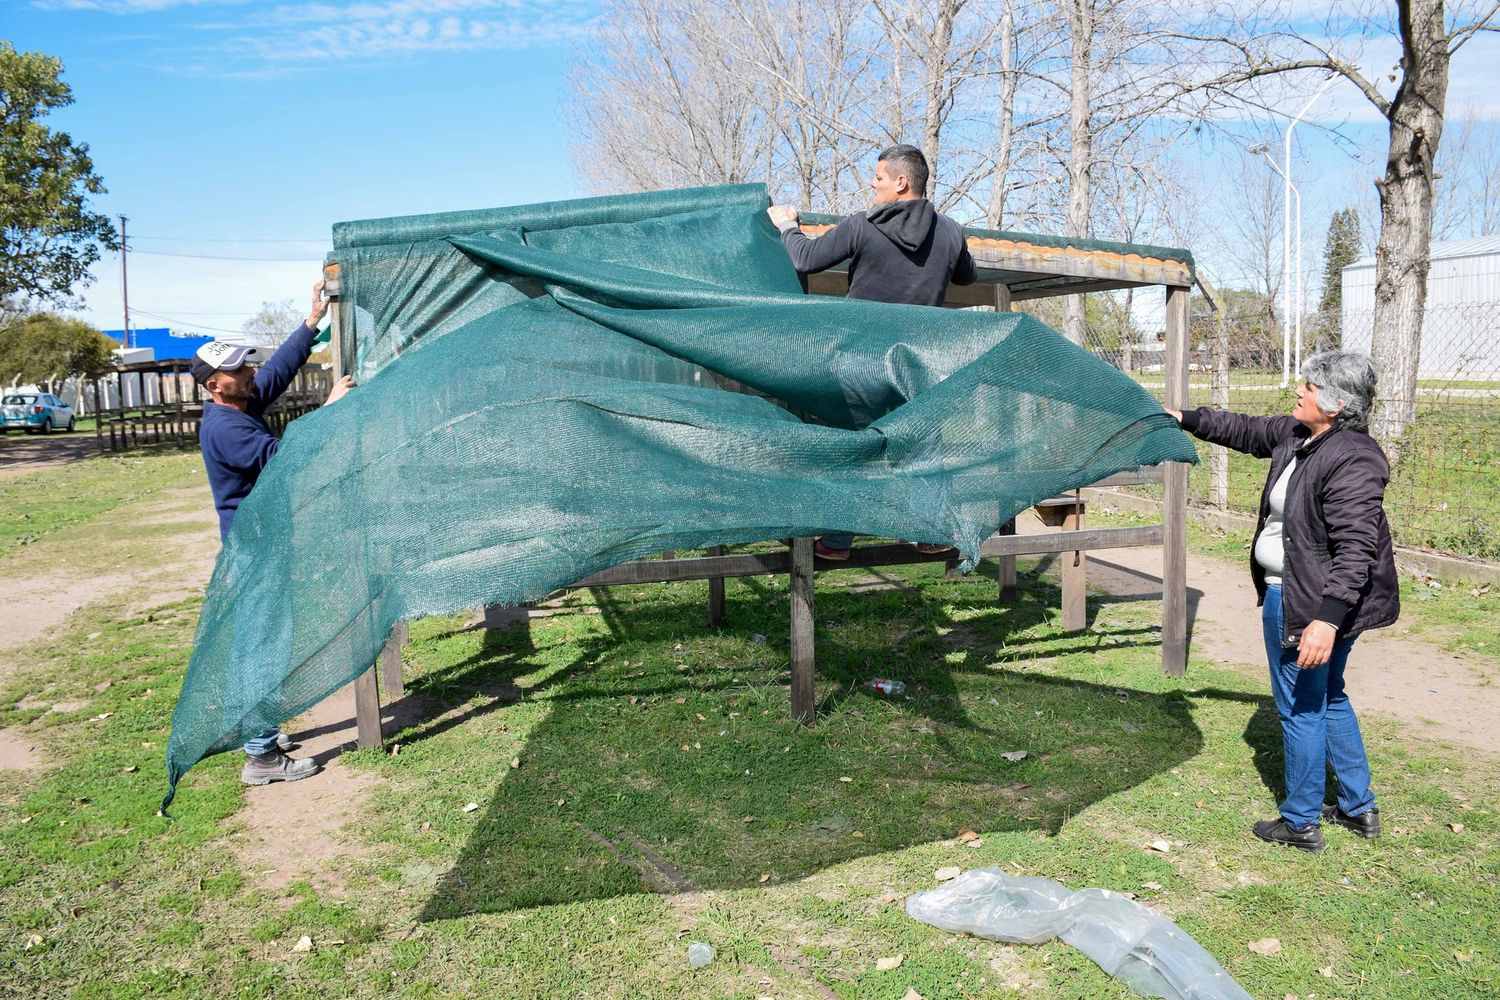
[119,215,131,350]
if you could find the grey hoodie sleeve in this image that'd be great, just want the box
[780,216,862,275]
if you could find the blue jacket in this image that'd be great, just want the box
[199,323,318,539]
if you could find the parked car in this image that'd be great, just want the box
[1,392,75,434]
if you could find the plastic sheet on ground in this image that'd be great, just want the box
[906,869,1252,999]
[163,183,1197,806]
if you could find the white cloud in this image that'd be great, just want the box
[36,0,601,75]
[32,0,241,12]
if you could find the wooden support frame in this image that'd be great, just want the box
[325,219,1194,746]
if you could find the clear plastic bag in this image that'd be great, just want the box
[905,869,1252,1000]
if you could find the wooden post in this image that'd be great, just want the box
[353,663,382,749]
[789,537,815,724]
[326,260,388,740]
[994,284,1019,604]
[707,545,725,626]
[380,621,407,698]
[1162,285,1190,675]
[1060,499,1087,631]
[91,378,103,452]
[994,283,1013,312]
[996,517,1017,601]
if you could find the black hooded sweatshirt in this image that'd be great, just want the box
[778,198,977,306]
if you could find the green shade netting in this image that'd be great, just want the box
[164,183,1196,805]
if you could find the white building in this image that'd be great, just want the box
[1341,235,1500,379]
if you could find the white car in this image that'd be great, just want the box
[1,392,75,434]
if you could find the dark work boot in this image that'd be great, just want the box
[1252,817,1325,852]
[1322,805,1382,839]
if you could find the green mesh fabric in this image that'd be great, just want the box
[164,184,1196,805]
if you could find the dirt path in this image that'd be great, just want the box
[1082,543,1500,757]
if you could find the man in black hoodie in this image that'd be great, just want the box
[768,144,977,307]
[768,143,977,558]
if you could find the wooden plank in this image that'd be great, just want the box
[1090,467,1165,487]
[967,244,1193,288]
[380,620,407,698]
[354,665,382,749]
[994,283,1013,312]
[1008,278,1143,301]
[1162,285,1191,676]
[707,545,725,627]
[1060,504,1087,632]
[997,517,1017,602]
[789,537,815,725]
[567,526,1163,589]
[978,525,1161,557]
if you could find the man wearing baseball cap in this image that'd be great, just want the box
[194,279,354,786]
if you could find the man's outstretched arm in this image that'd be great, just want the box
[767,206,861,275]
[254,280,330,405]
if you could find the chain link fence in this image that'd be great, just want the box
[1069,286,1500,562]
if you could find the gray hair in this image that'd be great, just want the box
[1302,350,1378,429]
[878,144,930,197]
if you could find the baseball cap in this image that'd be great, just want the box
[190,342,261,385]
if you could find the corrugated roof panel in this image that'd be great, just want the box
[1346,234,1500,270]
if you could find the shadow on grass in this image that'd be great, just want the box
[398,562,1208,920]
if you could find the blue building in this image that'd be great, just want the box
[102,327,213,360]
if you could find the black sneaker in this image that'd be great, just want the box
[1321,805,1382,839]
[1252,817,1325,852]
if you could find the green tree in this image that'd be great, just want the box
[1315,208,1362,351]
[0,312,115,391]
[0,42,118,303]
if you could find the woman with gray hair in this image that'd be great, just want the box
[1166,350,1399,852]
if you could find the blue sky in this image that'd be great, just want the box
[7,0,598,337]
[6,0,1498,340]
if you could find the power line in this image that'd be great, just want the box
[129,249,325,262]
[129,234,327,244]
[130,309,246,335]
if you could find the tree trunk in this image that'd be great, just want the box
[986,0,1017,228]
[920,0,961,189]
[1063,0,1094,347]
[1369,0,1448,449]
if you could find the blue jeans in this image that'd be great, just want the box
[1261,584,1377,827]
[820,534,854,550]
[244,728,282,757]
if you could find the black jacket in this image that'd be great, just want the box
[1181,408,1400,647]
[779,199,978,306]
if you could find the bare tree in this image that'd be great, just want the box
[1434,105,1500,239]
[567,0,778,193]
[1163,0,1500,445]
[240,299,303,348]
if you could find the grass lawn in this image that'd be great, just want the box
[2,453,1498,998]
[0,451,204,556]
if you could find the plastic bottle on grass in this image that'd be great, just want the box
[864,678,906,696]
[687,942,715,968]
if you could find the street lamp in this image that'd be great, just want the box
[1253,75,1337,386]
[1253,149,1301,385]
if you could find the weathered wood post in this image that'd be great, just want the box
[789,537,815,724]
[994,282,1018,600]
[1162,285,1191,675]
[707,545,725,626]
[326,261,393,747]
